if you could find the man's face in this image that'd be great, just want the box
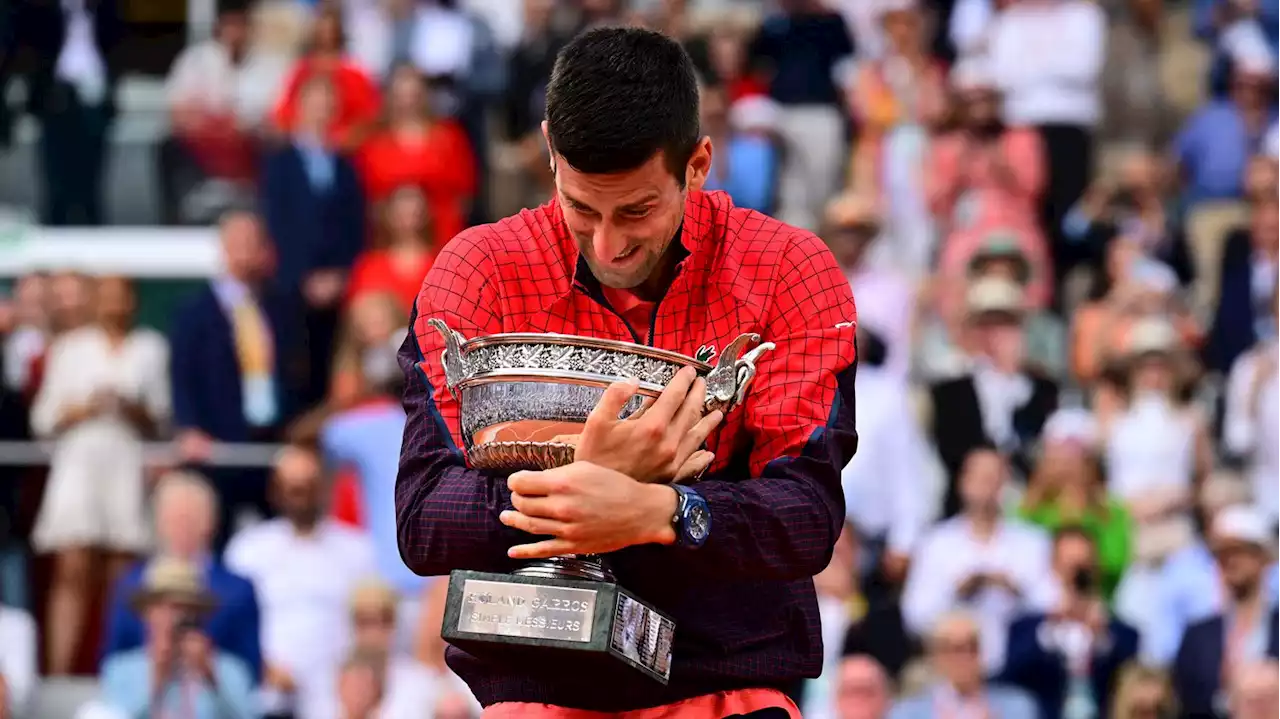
[298,82,336,133]
[352,606,396,652]
[273,450,324,527]
[960,450,1005,515]
[931,625,983,689]
[156,493,211,557]
[1213,538,1267,598]
[217,12,248,53]
[221,213,272,283]
[95,276,135,327]
[1053,533,1097,586]
[549,139,710,293]
[835,656,888,719]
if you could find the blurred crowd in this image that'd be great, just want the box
[0,0,1277,717]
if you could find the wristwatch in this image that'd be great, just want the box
[670,484,711,547]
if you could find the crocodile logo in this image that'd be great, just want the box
[694,344,717,363]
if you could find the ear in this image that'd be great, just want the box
[684,136,713,193]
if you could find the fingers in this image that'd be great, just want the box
[585,378,640,430]
[672,376,708,434]
[673,450,715,484]
[676,409,723,464]
[509,492,574,521]
[499,510,571,539]
[507,470,557,497]
[622,396,656,422]
[507,538,578,560]
[646,366,697,423]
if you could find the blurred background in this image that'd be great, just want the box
[0,0,1275,717]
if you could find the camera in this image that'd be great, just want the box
[1071,567,1096,595]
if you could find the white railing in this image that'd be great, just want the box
[0,441,282,468]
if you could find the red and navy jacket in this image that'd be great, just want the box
[396,189,859,710]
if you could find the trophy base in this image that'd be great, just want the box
[441,569,676,684]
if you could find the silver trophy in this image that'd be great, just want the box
[426,319,773,683]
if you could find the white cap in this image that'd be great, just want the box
[1126,316,1180,357]
[1042,408,1099,449]
[966,276,1025,316]
[1129,258,1179,295]
[1212,504,1272,548]
[728,95,781,133]
[951,56,995,92]
[878,0,919,16]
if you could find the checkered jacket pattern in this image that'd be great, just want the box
[396,189,859,710]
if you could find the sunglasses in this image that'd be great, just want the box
[353,612,395,627]
[933,638,980,655]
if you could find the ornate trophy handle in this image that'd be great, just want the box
[704,333,775,413]
[426,318,469,399]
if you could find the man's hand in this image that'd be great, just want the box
[175,429,214,464]
[303,269,346,308]
[501,461,678,559]
[264,663,297,694]
[573,366,722,484]
[180,631,216,684]
[956,572,988,599]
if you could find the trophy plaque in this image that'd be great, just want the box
[426,319,773,684]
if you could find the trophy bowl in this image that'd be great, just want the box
[427,319,775,474]
[425,318,774,684]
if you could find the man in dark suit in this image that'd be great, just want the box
[5,0,124,225]
[1206,200,1276,374]
[1173,504,1280,718]
[102,471,261,678]
[169,209,305,551]
[1001,526,1139,719]
[259,76,366,406]
[929,277,1058,518]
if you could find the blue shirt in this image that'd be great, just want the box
[750,12,854,106]
[321,402,426,597]
[704,135,780,214]
[102,648,255,719]
[1174,100,1277,205]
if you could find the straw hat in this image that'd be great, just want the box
[967,231,1030,282]
[1124,316,1180,358]
[349,579,398,616]
[129,557,217,614]
[966,276,1025,318]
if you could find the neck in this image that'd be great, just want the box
[949,679,982,700]
[292,517,320,536]
[101,321,128,339]
[1233,584,1264,615]
[968,512,999,538]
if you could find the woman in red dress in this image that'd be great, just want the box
[358,64,477,248]
[345,184,437,313]
[270,5,381,151]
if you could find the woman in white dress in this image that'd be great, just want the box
[29,276,171,675]
[1099,316,1212,642]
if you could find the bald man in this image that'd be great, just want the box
[835,655,890,719]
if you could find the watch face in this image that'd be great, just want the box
[686,504,710,542]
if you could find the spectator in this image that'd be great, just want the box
[1003,527,1140,719]
[1100,0,1173,148]
[100,557,254,719]
[748,0,853,230]
[848,0,945,277]
[888,612,1037,718]
[47,272,93,337]
[833,655,891,719]
[824,193,914,379]
[706,25,767,103]
[1222,285,1278,528]
[335,650,385,719]
[358,65,476,247]
[344,0,418,82]
[839,522,921,683]
[0,603,35,719]
[1060,149,1195,296]
[1207,196,1278,374]
[928,278,1059,511]
[903,448,1054,674]
[158,0,262,226]
[701,86,783,215]
[1019,409,1134,601]
[1109,664,1178,718]
[103,471,261,679]
[808,525,863,717]
[21,0,124,226]
[1229,660,1280,719]
[225,444,377,719]
[345,185,435,314]
[2,274,49,396]
[1172,504,1279,717]
[988,0,1107,292]
[271,4,381,150]
[29,276,169,676]
[261,74,367,405]
[1193,0,1279,97]
[841,325,930,588]
[930,58,1051,308]
[170,209,304,551]
[329,290,407,409]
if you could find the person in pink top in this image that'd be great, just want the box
[930,58,1053,308]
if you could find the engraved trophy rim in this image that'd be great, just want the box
[459,331,714,373]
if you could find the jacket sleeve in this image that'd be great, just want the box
[644,230,857,581]
[395,228,522,576]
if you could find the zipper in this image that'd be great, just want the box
[573,259,687,348]
[644,260,684,346]
[574,282,642,344]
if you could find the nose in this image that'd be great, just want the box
[592,221,629,262]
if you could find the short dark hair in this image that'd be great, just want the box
[545,26,701,182]
[1053,524,1095,549]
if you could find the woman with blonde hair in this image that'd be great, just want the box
[1110,664,1177,718]
[329,291,408,410]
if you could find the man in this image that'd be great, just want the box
[225,444,377,719]
[169,208,304,551]
[260,76,366,406]
[833,655,890,719]
[902,448,1053,675]
[397,26,858,717]
[888,613,1036,719]
[1173,504,1280,717]
[1002,527,1139,719]
[102,471,261,679]
[100,558,254,719]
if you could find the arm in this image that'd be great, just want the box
[27,337,72,437]
[396,229,522,576]
[211,655,256,719]
[633,231,856,582]
[1222,351,1257,457]
[101,656,153,719]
